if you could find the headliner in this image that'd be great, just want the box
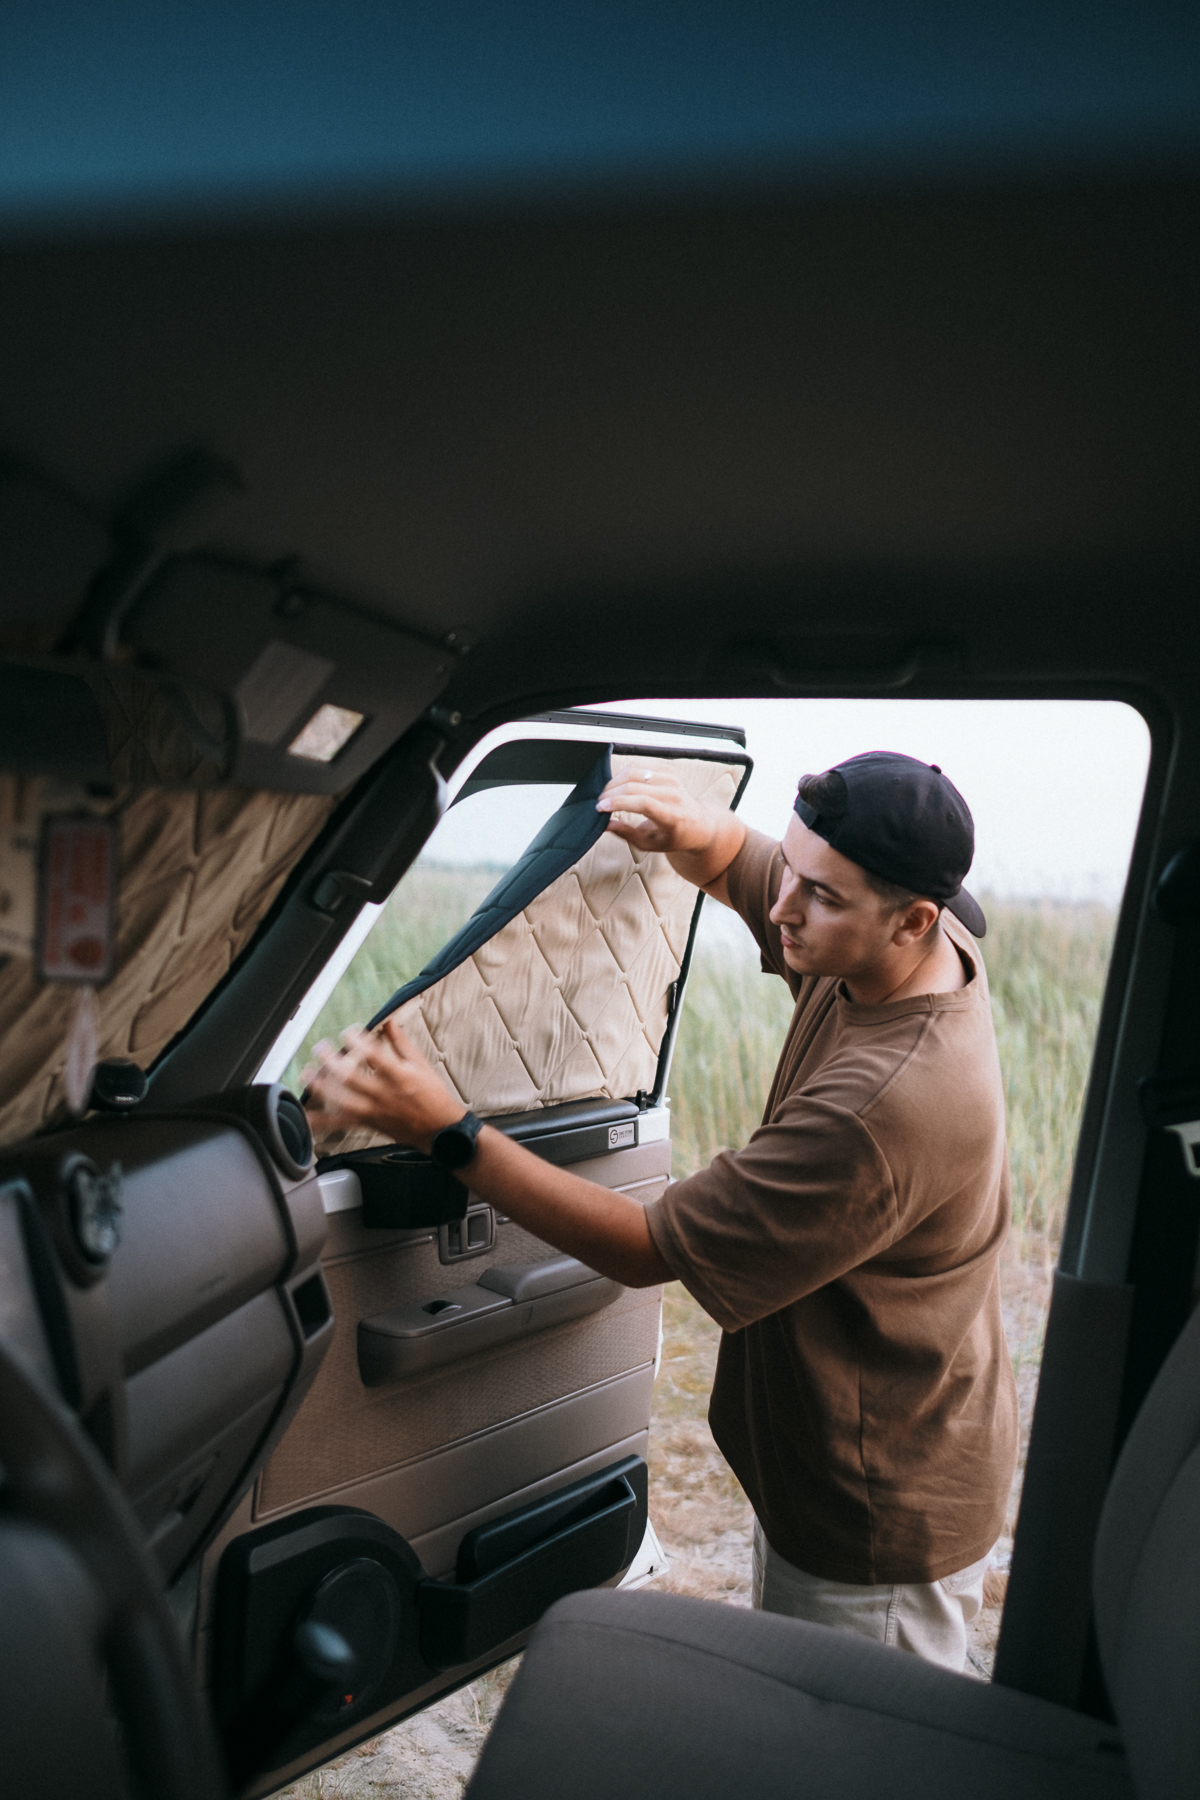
[0,6,1197,724]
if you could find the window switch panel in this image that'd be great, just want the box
[439,1203,494,1263]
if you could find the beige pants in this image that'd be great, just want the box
[751,1519,988,1672]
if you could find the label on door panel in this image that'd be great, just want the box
[608,1122,636,1150]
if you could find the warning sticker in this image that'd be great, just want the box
[38,816,116,983]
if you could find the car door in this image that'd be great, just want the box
[195,709,750,1794]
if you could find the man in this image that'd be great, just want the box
[305,750,1018,1673]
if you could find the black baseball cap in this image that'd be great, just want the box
[793,751,986,938]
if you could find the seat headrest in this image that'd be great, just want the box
[1093,1299,1200,1797]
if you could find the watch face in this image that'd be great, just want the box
[435,1116,479,1169]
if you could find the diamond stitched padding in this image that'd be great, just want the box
[375,755,739,1120]
[0,779,333,1144]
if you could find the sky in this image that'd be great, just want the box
[599,697,1151,903]
[428,698,1151,907]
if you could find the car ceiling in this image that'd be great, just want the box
[0,4,1197,730]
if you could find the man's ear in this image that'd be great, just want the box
[893,898,941,945]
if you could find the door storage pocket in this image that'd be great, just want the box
[320,1146,470,1228]
[418,1455,647,1669]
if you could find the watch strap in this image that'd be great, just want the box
[431,1109,483,1170]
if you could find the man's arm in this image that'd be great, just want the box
[304,1020,674,1287]
[596,763,747,907]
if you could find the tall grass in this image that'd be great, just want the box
[667,946,795,1181]
[981,899,1115,1247]
[288,863,1116,1253]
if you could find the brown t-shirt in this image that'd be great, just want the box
[646,829,1019,1585]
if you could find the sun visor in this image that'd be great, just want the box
[0,663,111,782]
[118,554,453,794]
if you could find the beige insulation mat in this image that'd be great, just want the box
[313,753,741,1155]
[0,777,333,1144]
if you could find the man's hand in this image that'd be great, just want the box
[303,1017,462,1152]
[303,1017,671,1288]
[597,764,746,902]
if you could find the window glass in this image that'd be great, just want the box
[282,782,574,1092]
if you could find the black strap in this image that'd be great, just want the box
[368,745,614,1030]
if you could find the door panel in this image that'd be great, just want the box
[254,1135,669,1529]
[202,717,748,1788]
[376,1392,653,1580]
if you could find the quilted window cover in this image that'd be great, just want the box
[0,668,342,1144]
[314,753,742,1154]
[0,777,334,1144]
[368,745,614,1029]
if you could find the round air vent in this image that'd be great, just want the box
[179,1082,315,1180]
[56,1151,123,1283]
[272,1089,314,1179]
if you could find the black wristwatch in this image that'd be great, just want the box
[431,1110,484,1171]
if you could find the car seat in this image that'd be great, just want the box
[465,1288,1200,1799]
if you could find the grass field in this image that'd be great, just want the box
[979,899,1115,1247]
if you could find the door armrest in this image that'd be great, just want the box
[357,1258,621,1385]
[478,1255,602,1302]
